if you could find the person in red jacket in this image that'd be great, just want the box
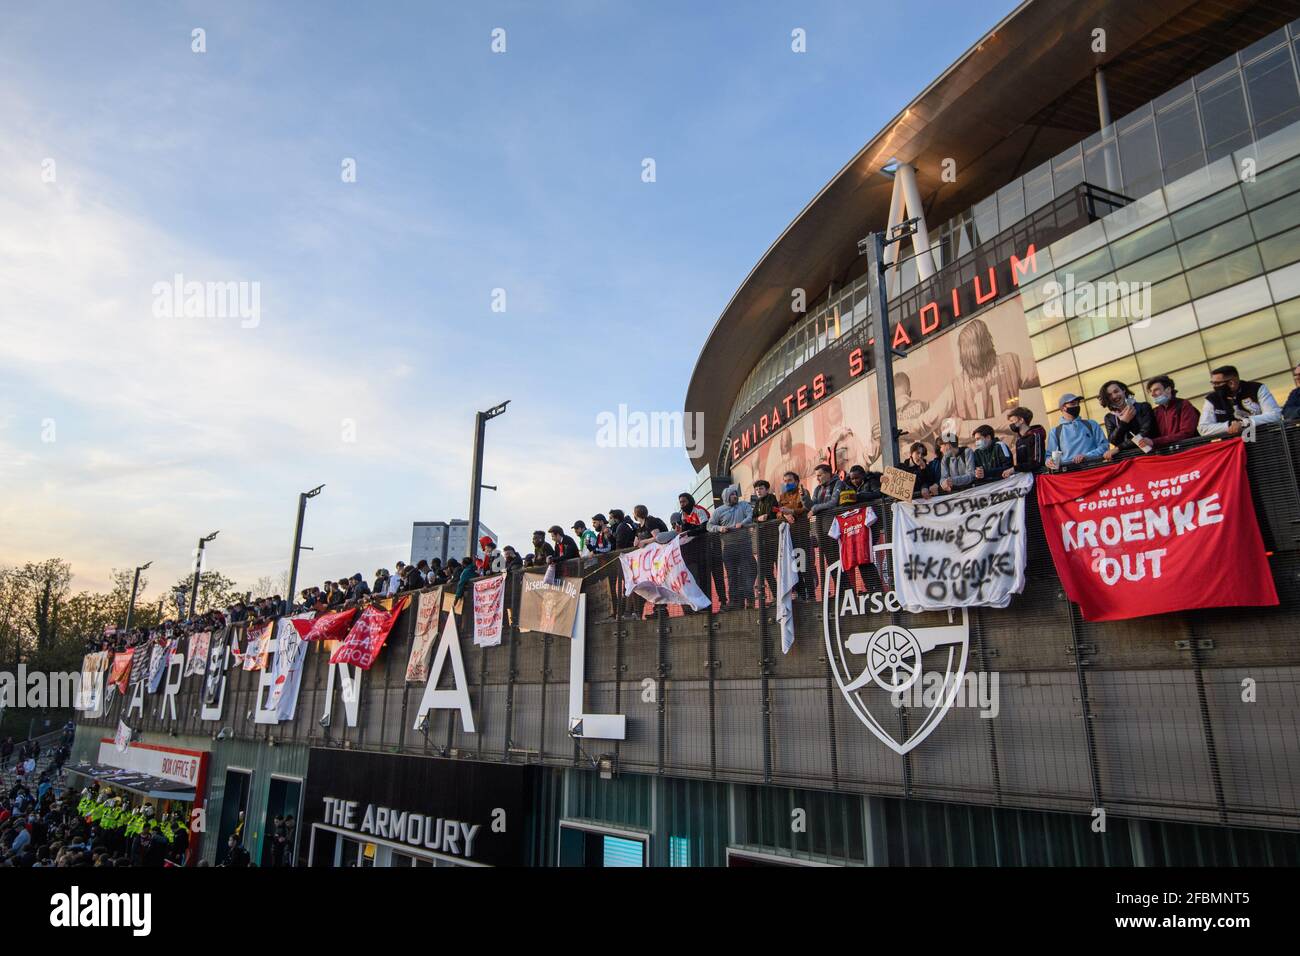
[1145,375,1199,449]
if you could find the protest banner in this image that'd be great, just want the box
[891,471,1034,612]
[619,535,712,611]
[1036,438,1277,621]
[473,574,507,647]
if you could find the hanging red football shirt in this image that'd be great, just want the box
[828,506,879,573]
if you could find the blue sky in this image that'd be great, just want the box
[0,0,1004,598]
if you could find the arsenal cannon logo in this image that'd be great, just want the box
[822,556,970,755]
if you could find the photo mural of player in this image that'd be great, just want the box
[729,298,1046,494]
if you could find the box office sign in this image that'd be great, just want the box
[302,748,531,867]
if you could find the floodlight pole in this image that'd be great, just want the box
[467,401,510,562]
[287,484,325,609]
[860,220,918,470]
[124,561,152,630]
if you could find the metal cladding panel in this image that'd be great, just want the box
[84,427,1300,833]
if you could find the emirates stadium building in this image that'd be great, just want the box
[72,0,1300,869]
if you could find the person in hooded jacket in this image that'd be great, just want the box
[708,484,757,609]
[1005,407,1047,475]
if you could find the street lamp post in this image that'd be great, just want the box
[467,401,510,562]
[124,560,152,630]
[859,219,920,471]
[286,484,325,609]
[188,531,220,620]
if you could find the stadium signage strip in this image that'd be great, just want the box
[727,243,1041,463]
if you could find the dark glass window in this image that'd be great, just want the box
[1246,46,1300,139]
[1198,74,1252,162]
[1156,97,1206,182]
[1118,120,1163,198]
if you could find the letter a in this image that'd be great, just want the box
[413,614,475,733]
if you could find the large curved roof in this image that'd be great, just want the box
[685,0,1300,469]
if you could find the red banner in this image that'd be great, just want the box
[1037,439,1278,621]
[108,649,134,694]
[291,607,358,642]
[329,597,409,669]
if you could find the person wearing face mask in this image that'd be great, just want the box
[1144,375,1199,448]
[971,424,1013,482]
[1004,407,1047,476]
[938,435,977,492]
[1046,393,1108,470]
[1098,379,1156,461]
[900,442,941,498]
[774,472,810,523]
[1198,364,1282,437]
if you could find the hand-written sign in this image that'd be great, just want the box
[880,467,915,502]
[891,472,1034,611]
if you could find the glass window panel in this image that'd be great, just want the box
[1185,245,1264,298]
[1084,140,1119,190]
[1206,340,1290,382]
[1078,356,1141,402]
[1276,296,1300,334]
[1043,375,1082,411]
[1262,369,1297,403]
[1197,74,1252,161]
[1135,332,1207,381]
[1259,224,1300,270]
[1067,310,1127,348]
[1199,306,1282,358]
[1113,244,1183,286]
[997,178,1026,228]
[1031,322,1072,360]
[973,196,998,245]
[1169,184,1246,238]
[1251,188,1300,239]
[1178,214,1256,268]
[1024,161,1053,213]
[1246,46,1300,139]
[1287,331,1300,365]
[1154,79,1194,113]
[1150,272,1192,314]
[1052,152,1084,195]
[1195,55,1239,90]
[1166,362,1212,399]
[1118,102,1153,134]
[1240,28,1288,65]
[1118,120,1164,199]
[1059,244,1115,284]
[1156,97,1206,183]
[1245,154,1300,208]
[1025,299,1065,336]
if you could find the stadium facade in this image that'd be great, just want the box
[73,0,1300,866]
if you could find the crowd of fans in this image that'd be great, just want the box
[82,363,1298,647]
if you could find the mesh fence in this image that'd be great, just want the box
[89,423,1300,832]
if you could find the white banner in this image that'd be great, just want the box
[619,535,711,611]
[472,574,506,647]
[268,616,310,720]
[891,471,1034,613]
[114,720,132,753]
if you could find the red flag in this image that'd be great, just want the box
[1037,439,1278,621]
[329,597,409,670]
[108,649,134,694]
[290,607,358,642]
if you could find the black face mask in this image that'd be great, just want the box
[1064,404,1081,418]
[1213,382,1233,395]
